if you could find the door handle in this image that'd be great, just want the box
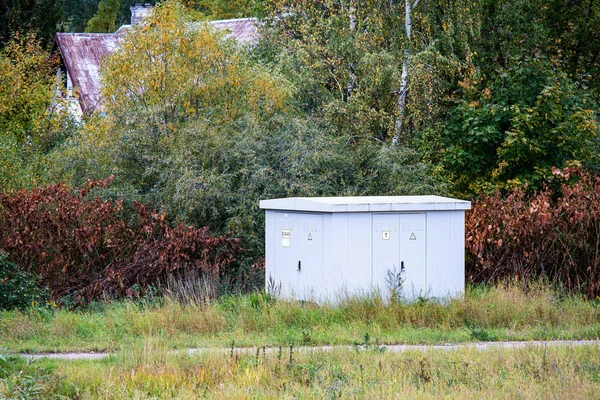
[297,261,301,271]
[401,261,405,272]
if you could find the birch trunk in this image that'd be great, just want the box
[392,0,418,145]
[347,0,357,99]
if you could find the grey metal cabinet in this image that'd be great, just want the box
[261,196,470,303]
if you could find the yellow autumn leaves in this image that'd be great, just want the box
[100,1,292,135]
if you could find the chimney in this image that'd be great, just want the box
[130,3,153,26]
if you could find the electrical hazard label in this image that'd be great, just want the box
[409,233,416,240]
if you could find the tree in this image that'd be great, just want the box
[96,1,291,195]
[85,0,120,33]
[0,0,61,47]
[475,0,600,92]
[60,0,102,32]
[182,0,254,19]
[49,1,447,267]
[410,0,600,194]
[441,56,599,194]
[257,0,480,143]
[392,0,418,145]
[0,32,75,191]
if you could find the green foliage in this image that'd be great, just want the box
[0,353,74,399]
[416,0,600,193]
[440,57,599,194]
[256,0,480,142]
[257,0,600,192]
[0,253,49,311]
[33,0,600,298]
[45,115,119,187]
[45,1,448,271]
[183,0,254,19]
[256,0,403,140]
[0,32,76,192]
[0,33,60,149]
[477,0,600,92]
[59,0,102,32]
[0,0,61,47]
[151,117,446,261]
[85,0,120,33]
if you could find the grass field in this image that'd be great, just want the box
[1,282,600,398]
[1,282,599,354]
[2,343,600,398]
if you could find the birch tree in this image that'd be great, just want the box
[259,0,405,141]
[392,0,418,145]
[258,0,484,145]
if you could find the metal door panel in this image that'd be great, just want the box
[298,213,322,300]
[372,214,400,297]
[399,213,427,299]
[273,212,298,298]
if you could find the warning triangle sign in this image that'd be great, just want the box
[409,233,416,240]
[308,233,313,240]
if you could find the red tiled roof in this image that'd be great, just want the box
[54,18,259,114]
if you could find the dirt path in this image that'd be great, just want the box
[15,340,600,360]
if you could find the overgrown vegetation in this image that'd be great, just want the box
[1,2,599,397]
[47,2,447,271]
[467,168,600,297]
[0,353,72,399]
[0,178,242,305]
[1,282,598,353]
[0,253,49,311]
[0,0,599,300]
[3,342,600,398]
[0,32,76,192]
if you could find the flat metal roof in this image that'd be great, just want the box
[259,195,471,213]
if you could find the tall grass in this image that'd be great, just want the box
[1,281,599,353]
[38,344,600,399]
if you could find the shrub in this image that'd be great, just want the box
[0,178,242,304]
[0,253,49,310]
[466,168,600,297]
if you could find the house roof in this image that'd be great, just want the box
[210,18,259,43]
[54,33,120,113]
[53,18,259,114]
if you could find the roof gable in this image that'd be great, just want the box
[55,33,120,113]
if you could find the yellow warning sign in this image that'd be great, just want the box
[308,233,312,240]
[409,233,416,240]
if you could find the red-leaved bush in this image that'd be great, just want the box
[0,177,241,303]
[466,168,600,297]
